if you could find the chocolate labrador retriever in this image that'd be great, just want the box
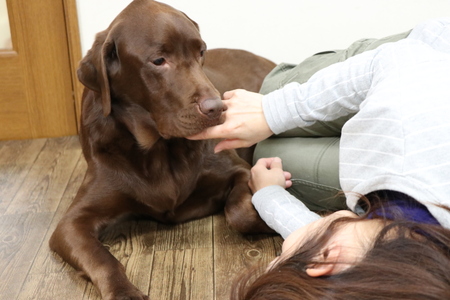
[49,0,275,299]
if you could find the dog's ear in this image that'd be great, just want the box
[77,30,114,117]
[181,12,200,31]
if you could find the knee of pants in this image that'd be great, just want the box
[254,137,347,212]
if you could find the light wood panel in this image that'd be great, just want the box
[0,0,81,140]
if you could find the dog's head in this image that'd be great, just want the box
[78,0,224,148]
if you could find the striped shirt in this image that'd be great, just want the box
[253,19,450,238]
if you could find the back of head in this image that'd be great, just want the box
[231,216,450,300]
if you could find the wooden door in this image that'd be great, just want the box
[0,0,82,140]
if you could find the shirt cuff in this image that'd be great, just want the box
[262,83,302,135]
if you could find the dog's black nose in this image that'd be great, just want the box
[199,98,223,119]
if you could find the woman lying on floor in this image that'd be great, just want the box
[190,18,450,299]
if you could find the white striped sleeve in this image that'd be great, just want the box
[251,185,321,239]
[262,49,377,135]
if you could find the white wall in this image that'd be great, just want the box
[0,0,12,49]
[76,0,450,64]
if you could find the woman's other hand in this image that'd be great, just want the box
[249,157,292,194]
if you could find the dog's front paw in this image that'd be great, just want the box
[225,192,275,234]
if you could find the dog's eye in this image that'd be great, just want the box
[111,47,118,59]
[200,50,205,57]
[152,58,165,66]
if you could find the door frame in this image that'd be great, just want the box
[63,0,83,130]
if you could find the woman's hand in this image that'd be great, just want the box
[188,89,274,153]
[249,157,292,194]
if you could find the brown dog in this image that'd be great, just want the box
[49,0,275,299]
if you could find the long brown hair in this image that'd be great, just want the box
[231,191,450,300]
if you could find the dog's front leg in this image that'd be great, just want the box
[49,187,148,300]
[224,168,275,234]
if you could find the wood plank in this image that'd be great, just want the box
[213,213,283,300]
[17,272,90,300]
[154,216,213,251]
[155,216,213,251]
[149,248,214,300]
[28,154,87,275]
[101,219,157,295]
[147,217,215,299]
[0,212,54,299]
[5,136,81,215]
[81,219,215,299]
[0,138,46,214]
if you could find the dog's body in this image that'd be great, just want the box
[49,0,276,299]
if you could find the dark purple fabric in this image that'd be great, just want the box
[369,197,439,225]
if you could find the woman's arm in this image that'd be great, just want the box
[249,157,321,238]
[252,185,321,239]
[262,50,376,135]
[189,49,378,152]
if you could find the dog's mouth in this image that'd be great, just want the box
[178,105,225,135]
[159,104,222,137]
[156,101,225,139]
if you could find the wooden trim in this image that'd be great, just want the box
[63,0,83,131]
[0,50,18,57]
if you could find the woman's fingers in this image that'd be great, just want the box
[284,171,292,180]
[188,124,228,140]
[254,157,275,168]
[268,157,283,170]
[214,139,250,153]
[223,89,241,100]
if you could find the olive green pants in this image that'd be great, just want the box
[254,31,410,212]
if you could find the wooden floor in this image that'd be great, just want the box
[0,135,282,300]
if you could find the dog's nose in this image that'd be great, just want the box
[199,98,223,119]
